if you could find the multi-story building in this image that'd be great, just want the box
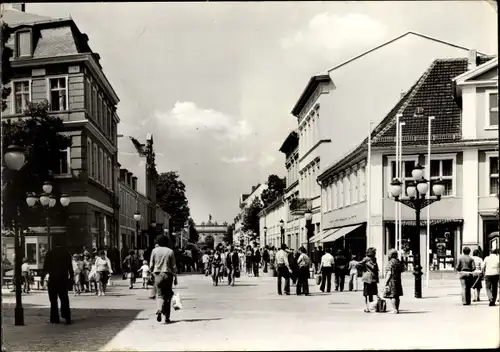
[233,183,267,248]
[2,4,121,266]
[317,52,497,271]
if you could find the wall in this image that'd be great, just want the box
[323,201,367,229]
[319,34,474,170]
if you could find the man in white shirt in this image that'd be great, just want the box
[319,248,335,293]
[482,248,499,306]
[275,244,292,295]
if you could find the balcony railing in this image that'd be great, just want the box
[289,198,311,215]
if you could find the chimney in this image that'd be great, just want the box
[132,176,137,191]
[119,169,127,181]
[127,172,133,187]
[468,49,477,70]
[400,91,406,99]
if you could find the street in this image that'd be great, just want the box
[2,272,499,351]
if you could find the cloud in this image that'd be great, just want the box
[155,101,252,141]
[258,153,276,168]
[221,156,250,164]
[281,13,387,54]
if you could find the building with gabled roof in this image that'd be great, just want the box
[1,4,122,266]
[316,51,498,272]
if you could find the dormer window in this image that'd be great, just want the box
[16,31,31,57]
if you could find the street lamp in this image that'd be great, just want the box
[134,211,142,248]
[389,163,445,298]
[27,182,71,250]
[305,210,313,259]
[263,226,267,247]
[279,219,285,246]
[3,145,26,326]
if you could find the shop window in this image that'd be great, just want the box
[26,243,37,265]
[430,159,454,196]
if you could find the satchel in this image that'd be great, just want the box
[376,296,387,313]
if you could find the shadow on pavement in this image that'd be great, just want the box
[233,284,258,287]
[169,318,222,324]
[397,310,429,314]
[2,307,142,352]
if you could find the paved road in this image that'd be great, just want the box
[2,273,499,351]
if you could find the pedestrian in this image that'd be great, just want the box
[319,248,334,293]
[202,250,210,276]
[211,249,222,286]
[471,249,484,302]
[71,254,83,296]
[253,246,261,277]
[150,234,177,324]
[246,246,253,276]
[95,250,112,296]
[312,247,319,273]
[263,246,270,273]
[348,255,359,292]
[315,246,325,274]
[138,260,150,289]
[358,247,379,313]
[482,248,499,306]
[227,246,240,286]
[289,249,299,286]
[296,247,311,296]
[81,254,91,292]
[334,249,348,292]
[43,240,73,324]
[123,250,139,289]
[275,244,292,295]
[456,246,476,306]
[21,257,30,294]
[383,249,403,314]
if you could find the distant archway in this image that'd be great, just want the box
[205,235,215,249]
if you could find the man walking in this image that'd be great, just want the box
[482,248,499,306]
[276,244,292,295]
[227,246,240,286]
[334,249,348,292]
[253,246,261,277]
[296,247,311,296]
[456,246,476,306]
[319,248,334,293]
[262,246,270,273]
[43,240,74,324]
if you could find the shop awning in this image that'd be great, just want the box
[309,228,335,243]
[322,224,363,243]
[384,219,463,226]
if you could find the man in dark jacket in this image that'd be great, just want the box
[253,247,261,277]
[43,241,74,324]
[334,249,348,292]
[262,246,270,273]
[227,246,240,286]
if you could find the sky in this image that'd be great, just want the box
[28,1,497,225]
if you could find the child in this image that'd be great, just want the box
[72,254,83,296]
[21,258,30,294]
[88,259,98,295]
[138,260,150,289]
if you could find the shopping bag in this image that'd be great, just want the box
[376,297,387,313]
[315,273,322,286]
[172,293,183,310]
[234,269,240,278]
[108,277,113,287]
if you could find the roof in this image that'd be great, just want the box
[1,9,56,26]
[319,55,494,180]
[291,75,331,117]
[453,57,498,85]
[279,130,298,154]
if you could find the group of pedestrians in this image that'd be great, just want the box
[457,247,499,306]
[201,246,241,286]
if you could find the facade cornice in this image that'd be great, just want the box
[259,197,285,216]
[299,139,331,163]
[284,180,299,194]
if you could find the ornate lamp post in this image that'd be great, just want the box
[279,219,285,246]
[26,182,71,250]
[389,163,445,298]
[133,211,142,248]
[263,226,267,247]
[304,210,313,258]
[3,145,26,326]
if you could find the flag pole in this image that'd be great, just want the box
[399,121,406,257]
[426,116,435,287]
[395,114,400,253]
[367,120,373,245]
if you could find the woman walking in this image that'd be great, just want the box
[211,249,222,286]
[150,235,177,324]
[358,247,379,313]
[383,249,403,314]
[472,249,484,302]
[95,250,112,296]
[123,250,140,289]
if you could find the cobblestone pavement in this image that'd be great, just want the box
[2,272,499,351]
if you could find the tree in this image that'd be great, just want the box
[242,197,263,241]
[224,224,234,244]
[260,174,285,208]
[156,171,191,232]
[2,101,72,229]
[1,23,14,112]
[187,217,199,243]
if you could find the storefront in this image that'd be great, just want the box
[482,217,499,256]
[384,220,462,271]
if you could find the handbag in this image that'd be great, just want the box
[172,293,183,310]
[376,296,387,313]
[315,273,322,286]
[234,268,240,278]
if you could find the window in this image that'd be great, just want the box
[430,159,454,197]
[13,80,30,114]
[52,148,70,175]
[99,149,104,183]
[108,157,112,187]
[48,77,68,111]
[358,166,366,201]
[338,178,344,208]
[92,87,98,120]
[344,174,350,206]
[93,144,97,179]
[486,91,499,127]
[87,140,92,177]
[390,159,417,196]
[16,31,31,57]
[326,184,332,211]
[351,171,357,204]
[85,78,91,113]
[103,152,108,187]
[488,156,499,196]
[332,181,337,210]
